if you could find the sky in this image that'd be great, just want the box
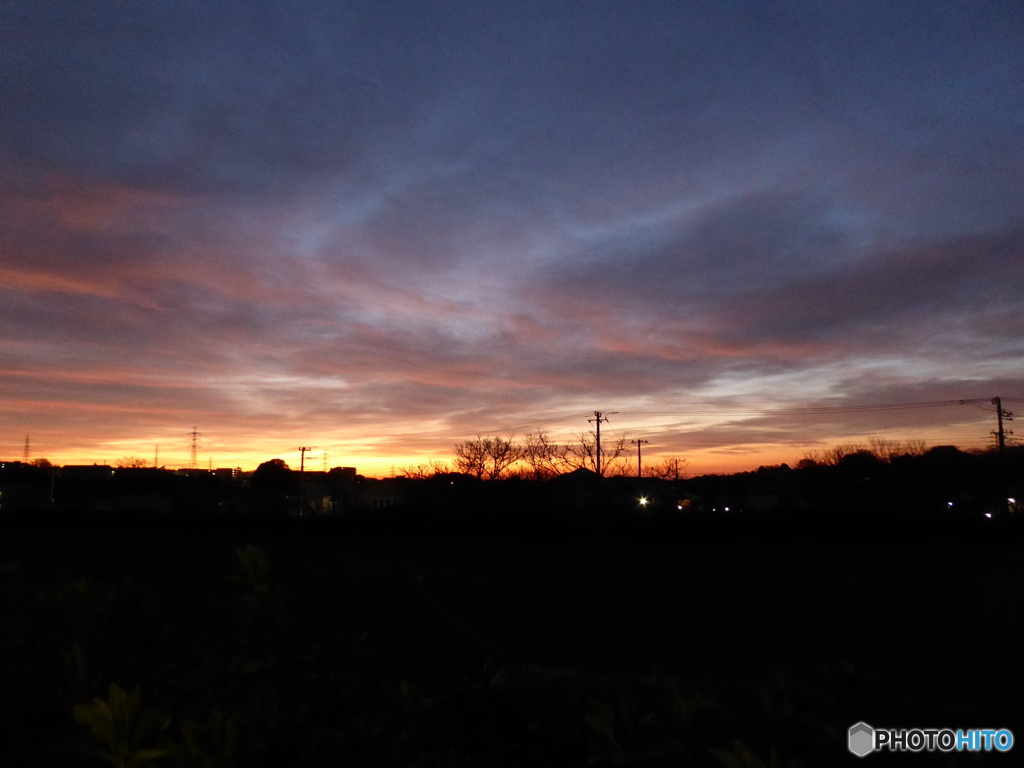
[2,0,1023,476]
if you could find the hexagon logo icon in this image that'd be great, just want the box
[849,722,875,757]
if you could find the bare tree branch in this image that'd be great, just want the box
[521,431,564,480]
[453,435,521,480]
[116,456,149,469]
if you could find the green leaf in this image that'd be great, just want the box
[71,706,88,724]
[74,698,115,736]
[72,702,99,726]
[108,683,131,718]
[74,698,118,749]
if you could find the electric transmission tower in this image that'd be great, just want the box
[23,435,30,463]
[188,427,201,469]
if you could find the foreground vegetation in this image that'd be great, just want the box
[1,514,1021,766]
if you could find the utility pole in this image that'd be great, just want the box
[296,446,316,515]
[631,439,649,478]
[992,397,1015,517]
[589,411,616,477]
[992,397,1014,454]
[154,444,159,468]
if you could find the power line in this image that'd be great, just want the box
[619,398,992,418]
[307,400,1003,450]
[157,397,1014,470]
[371,411,595,442]
[461,412,596,435]
[321,399,1009,458]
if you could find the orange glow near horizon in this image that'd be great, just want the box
[2,3,1022,499]
[9,417,998,479]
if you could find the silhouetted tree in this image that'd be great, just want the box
[116,456,149,469]
[520,431,565,480]
[453,436,520,480]
[823,443,862,466]
[869,437,928,462]
[643,455,689,481]
[399,459,451,479]
[802,437,927,467]
[563,431,628,477]
[837,449,883,477]
[453,438,487,479]
[252,458,296,492]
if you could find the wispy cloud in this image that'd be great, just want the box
[1,0,1022,472]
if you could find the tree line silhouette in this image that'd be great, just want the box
[401,431,688,481]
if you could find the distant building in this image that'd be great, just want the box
[61,464,116,480]
[363,478,410,509]
[175,468,214,479]
[329,466,358,482]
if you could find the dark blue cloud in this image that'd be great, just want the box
[1,0,1022,470]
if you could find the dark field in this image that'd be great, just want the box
[2,514,1021,766]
